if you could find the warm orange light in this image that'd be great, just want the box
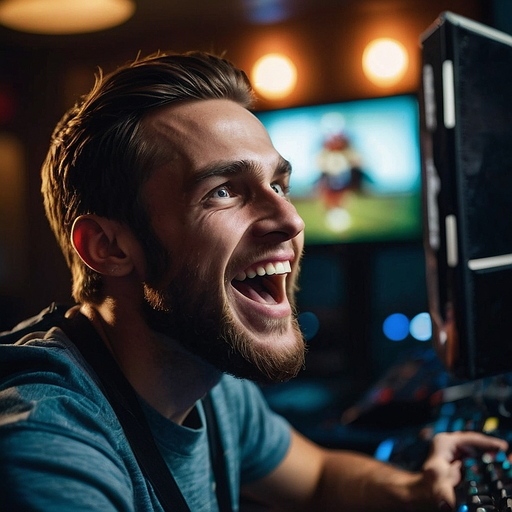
[362,38,408,87]
[0,0,135,34]
[251,53,297,100]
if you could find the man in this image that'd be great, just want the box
[0,51,506,511]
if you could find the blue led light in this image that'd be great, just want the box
[382,313,409,341]
[409,312,432,341]
[496,451,507,464]
[374,438,395,462]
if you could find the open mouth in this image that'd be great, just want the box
[231,261,292,305]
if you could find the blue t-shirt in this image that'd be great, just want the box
[0,328,291,511]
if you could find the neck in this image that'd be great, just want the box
[79,302,221,425]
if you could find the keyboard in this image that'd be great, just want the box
[456,448,512,512]
[373,376,512,511]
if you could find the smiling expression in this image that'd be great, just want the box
[139,98,306,383]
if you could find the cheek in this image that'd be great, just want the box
[181,224,234,279]
[193,211,246,250]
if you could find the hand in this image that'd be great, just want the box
[420,431,508,510]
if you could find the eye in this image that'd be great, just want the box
[202,184,239,207]
[211,186,232,199]
[270,183,288,197]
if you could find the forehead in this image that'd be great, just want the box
[144,98,279,171]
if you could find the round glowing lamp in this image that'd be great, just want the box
[409,312,432,341]
[362,38,408,87]
[0,0,135,34]
[382,312,409,341]
[251,53,297,100]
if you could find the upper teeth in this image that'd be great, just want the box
[235,261,292,281]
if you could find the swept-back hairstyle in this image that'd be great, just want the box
[41,52,255,303]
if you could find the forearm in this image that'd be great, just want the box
[243,430,434,512]
[244,429,507,512]
[307,449,432,512]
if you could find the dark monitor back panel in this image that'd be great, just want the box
[420,12,512,380]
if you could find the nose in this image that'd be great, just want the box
[250,188,305,242]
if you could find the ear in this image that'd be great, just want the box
[71,215,136,277]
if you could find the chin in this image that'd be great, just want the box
[216,312,307,384]
[142,275,306,385]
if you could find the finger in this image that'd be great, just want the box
[432,431,508,459]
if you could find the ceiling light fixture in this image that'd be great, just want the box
[362,38,409,87]
[251,53,297,100]
[0,0,135,34]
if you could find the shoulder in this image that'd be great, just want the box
[210,374,292,484]
[1,326,103,391]
[0,328,138,509]
[0,327,124,445]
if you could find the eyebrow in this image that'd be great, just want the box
[192,157,292,185]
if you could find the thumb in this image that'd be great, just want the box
[422,458,462,510]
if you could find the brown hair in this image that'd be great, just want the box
[41,51,254,303]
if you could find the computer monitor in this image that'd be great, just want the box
[420,12,512,380]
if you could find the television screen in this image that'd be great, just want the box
[254,94,422,245]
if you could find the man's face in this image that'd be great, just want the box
[140,99,306,383]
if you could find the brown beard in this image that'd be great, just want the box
[141,268,306,384]
[218,305,306,383]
